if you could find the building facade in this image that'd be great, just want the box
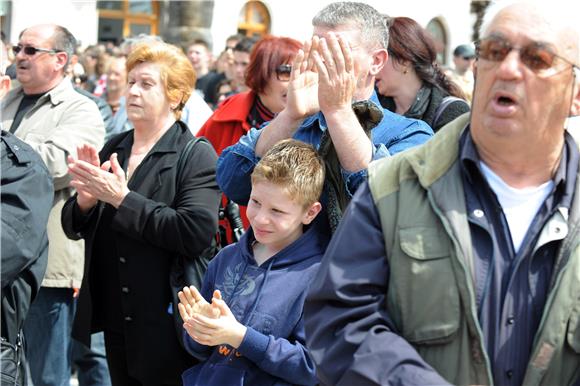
[1,0,486,65]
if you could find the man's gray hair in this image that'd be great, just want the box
[52,26,76,70]
[312,2,389,50]
[480,0,580,65]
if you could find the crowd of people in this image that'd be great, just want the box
[1,0,580,385]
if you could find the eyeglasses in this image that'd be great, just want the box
[476,36,579,76]
[12,45,62,56]
[275,64,292,81]
[462,56,474,61]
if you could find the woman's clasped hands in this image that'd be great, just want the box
[67,144,130,212]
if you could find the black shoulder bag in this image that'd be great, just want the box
[168,137,220,348]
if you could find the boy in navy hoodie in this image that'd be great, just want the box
[178,139,326,386]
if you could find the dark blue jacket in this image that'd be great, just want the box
[182,225,328,386]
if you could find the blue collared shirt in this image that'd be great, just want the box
[459,128,579,386]
[216,91,433,206]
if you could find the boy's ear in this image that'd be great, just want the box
[302,201,322,225]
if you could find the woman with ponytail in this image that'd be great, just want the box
[376,17,470,132]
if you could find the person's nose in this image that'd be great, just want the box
[127,82,140,96]
[495,49,524,81]
[253,209,269,225]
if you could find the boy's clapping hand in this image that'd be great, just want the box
[185,295,247,349]
[178,286,221,322]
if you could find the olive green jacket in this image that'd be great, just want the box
[368,113,580,386]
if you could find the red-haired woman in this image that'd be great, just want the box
[376,17,470,132]
[62,41,221,385]
[198,35,302,233]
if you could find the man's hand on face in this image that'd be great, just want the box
[283,37,321,121]
[313,32,356,117]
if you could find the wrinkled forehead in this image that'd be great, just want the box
[19,26,54,46]
[485,3,578,61]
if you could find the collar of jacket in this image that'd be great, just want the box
[3,76,72,109]
[211,90,256,126]
[112,120,188,157]
[369,112,470,198]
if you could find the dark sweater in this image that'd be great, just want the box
[378,85,470,132]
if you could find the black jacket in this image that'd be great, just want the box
[1,131,53,343]
[61,121,221,384]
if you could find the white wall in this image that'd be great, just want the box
[9,0,98,47]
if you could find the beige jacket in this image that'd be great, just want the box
[1,78,105,288]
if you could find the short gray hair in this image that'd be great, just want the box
[480,0,580,65]
[312,2,389,51]
[52,26,76,70]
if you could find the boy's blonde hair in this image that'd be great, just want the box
[251,139,325,207]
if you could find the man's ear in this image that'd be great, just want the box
[571,68,580,116]
[55,52,68,72]
[369,48,388,76]
[302,201,322,225]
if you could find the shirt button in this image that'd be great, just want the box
[506,370,513,378]
[507,316,515,325]
[119,256,126,263]
[122,286,129,293]
[473,209,484,218]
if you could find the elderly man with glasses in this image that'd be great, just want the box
[303,1,580,385]
[1,24,104,386]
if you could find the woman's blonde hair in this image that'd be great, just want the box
[126,41,196,120]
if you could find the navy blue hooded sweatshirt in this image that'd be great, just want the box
[182,224,328,386]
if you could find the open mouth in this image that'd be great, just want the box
[496,95,516,106]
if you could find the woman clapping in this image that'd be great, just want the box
[62,42,221,386]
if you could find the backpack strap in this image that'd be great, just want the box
[432,96,463,129]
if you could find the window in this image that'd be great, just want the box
[97,0,158,44]
[426,18,448,65]
[238,1,270,38]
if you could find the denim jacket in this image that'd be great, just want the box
[217,91,433,205]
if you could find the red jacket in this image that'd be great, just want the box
[198,91,257,233]
[198,91,256,156]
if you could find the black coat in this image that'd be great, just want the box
[61,121,221,384]
[1,131,53,343]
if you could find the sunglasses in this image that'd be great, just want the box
[476,36,578,76]
[12,45,62,56]
[275,64,292,81]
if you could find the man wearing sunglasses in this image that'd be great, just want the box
[0,24,104,386]
[304,1,580,386]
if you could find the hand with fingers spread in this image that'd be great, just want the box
[283,37,321,121]
[68,144,113,212]
[68,152,130,208]
[184,294,247,349]
[313,32,356,116]
[178,286,221,322]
